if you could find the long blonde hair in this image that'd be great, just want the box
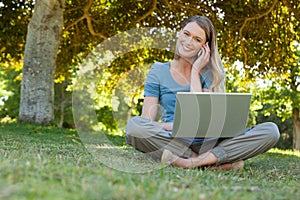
[175,16,225,92]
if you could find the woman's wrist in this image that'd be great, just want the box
[191,67,203,76]
[160,122,173,131]
[190,69,202,82]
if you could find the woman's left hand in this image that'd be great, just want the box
[161,122,173,131]
[192,42,210,75]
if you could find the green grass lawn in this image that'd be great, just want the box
[0,123,299,200]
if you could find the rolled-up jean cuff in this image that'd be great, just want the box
[210,146,228,165]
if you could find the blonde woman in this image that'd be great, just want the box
[126,16,279,170]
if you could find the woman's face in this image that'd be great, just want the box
[177,21,207,59]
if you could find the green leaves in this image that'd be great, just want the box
[0,0,299,141]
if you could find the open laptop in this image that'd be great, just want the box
[172,92,252,138]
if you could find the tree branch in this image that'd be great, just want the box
[64,0,107,39]
[84,0,107,39]
[64,6,81,14]
[64,16,85,32]
[239,0,279,67]
[133,0,157,24]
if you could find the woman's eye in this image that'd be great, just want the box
[184,32,189,36]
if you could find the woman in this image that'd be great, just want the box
[126,16,280,170]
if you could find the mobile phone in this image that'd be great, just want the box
[197,49,203,57]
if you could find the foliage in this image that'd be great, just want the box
[0,123,300,199]
[0,60,22,121]
[62,0,300,137]
[0,0,34,61]
[1,0,299,88]
[0,1,33,121]
[53,81,74,128]
[218,0,299,77]
[225,60,296,149]
[0,0,299,147]
[256,104,293,150]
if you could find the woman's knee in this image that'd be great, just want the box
[261,122,280,144]
[126,116,144,137]
[126,116,143,146]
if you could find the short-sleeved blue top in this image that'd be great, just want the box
[144,62,212,122]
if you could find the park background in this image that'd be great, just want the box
[1,0,299,149]
[0,1,300,199]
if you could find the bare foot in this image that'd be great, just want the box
[161,150,221,169]
[161,149,192,168]
[210,160,244,171]
[161,149,175,165]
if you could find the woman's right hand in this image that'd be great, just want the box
[192,42,210,75]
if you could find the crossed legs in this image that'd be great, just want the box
[126,117,280,170]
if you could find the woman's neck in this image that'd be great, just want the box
[172,57,194,74]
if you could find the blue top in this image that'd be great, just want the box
[144,62,211,122]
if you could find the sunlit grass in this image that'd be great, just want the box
[0,122,299,200]
[269,148,300,157]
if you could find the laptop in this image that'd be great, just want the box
[172,92,252,138]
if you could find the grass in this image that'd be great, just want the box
[0,122,299,200]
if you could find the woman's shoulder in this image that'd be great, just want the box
[146,62,170,81]
[150,61,170,71]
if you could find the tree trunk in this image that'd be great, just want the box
[292,108,300,150]
[19,0,64,125]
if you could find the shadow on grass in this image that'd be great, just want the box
[1,122,300,175]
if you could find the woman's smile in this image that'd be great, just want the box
[181,44,194,52]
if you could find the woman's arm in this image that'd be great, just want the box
[141,96,173,131]
[190,70,203,92]
[190,75,212,92]
[141,96,159,120]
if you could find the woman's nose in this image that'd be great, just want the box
[185,36,193,44]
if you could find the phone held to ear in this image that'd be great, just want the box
[197,49,203,58]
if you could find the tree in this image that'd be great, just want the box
[19,0,65,124]
[216,0,300,149]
